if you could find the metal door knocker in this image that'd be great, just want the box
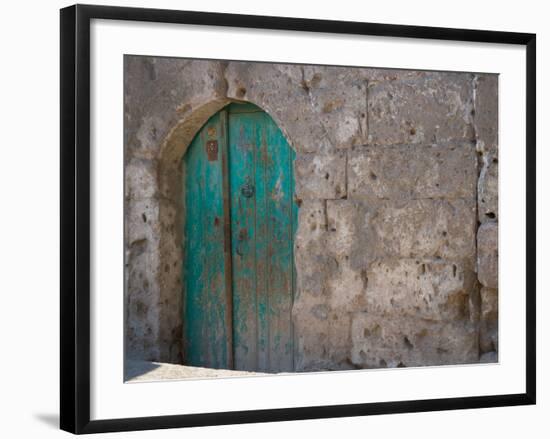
[241,177,255,198]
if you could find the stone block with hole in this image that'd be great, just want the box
[478,156,498,222]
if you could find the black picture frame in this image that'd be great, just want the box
[60,4,536,434]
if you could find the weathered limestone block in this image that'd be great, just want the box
[293,298,330,371]
[477,222,498,288]
[367,71,475,145]
[296,200,326,240]
[474,74,498,154]
[125,198,182,363]
[326,260,368,312]
[350,312,479,368]
[125,199,162,361]
[125,57,228,159]
[293,201,341,371]
[478,156,498,222]
[125,158,158,200]
[348,144,477,201]
[301,65,368,148]
[126,252,161,362]
[326,200,363,259]
[325,199,371,272]
[326,199,476,267]
[158,199,184,363]
[294,307,354,371]
[226,62,367,152]
[294,152,346,199]
[364,259,473,321]
[294,200,341,303]
[368,199,477,263]
[324,200,370,314]
[126,198,161,245]
[326,311,353,369]
[480,287,498,354]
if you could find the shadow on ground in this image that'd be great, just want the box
[124,359,161,381]
[34,413,58,430]
[125,359,268,382]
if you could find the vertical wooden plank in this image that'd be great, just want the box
[228,105,259,371]
[229,103,297,372]
[219,109,234,369]
[290,136,298,372]
[183,111,229,369]
[254,112,270,372]
[262,112,296,372]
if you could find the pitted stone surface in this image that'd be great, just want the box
[126,198,160,245]
[326,200,362,259]
[125,57,228,160]
[125,158,158,200]
[326,311,353,369]
[348,144,478,200]
[294,152,347,199]
[225,62,328,153]
[350,312,479,368]
[364,259,471,321]
[294,200,332,297]
[326,260,367,312]
[480,287,498,354]
[474,74,498,154]
[369,199,477,262]
[226,62,368,152]
[478,156,498,222]
[325,199,476,266]
[367,71,475,145]
[301,65,368,149]
[125,200,162,361]
[477,222,498,289]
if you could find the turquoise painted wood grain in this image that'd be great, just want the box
[228,103,297,372]
[183,102,297,372]
[183,111,229,369]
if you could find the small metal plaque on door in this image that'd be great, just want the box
[206,140,218,161]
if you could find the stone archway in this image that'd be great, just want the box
[151,97,302,368]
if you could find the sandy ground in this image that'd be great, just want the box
[125,359,270,382]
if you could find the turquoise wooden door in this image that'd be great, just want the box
[183,103,297,373]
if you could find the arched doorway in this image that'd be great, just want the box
[182,102,298,373]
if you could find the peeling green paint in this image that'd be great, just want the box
[183,103,297,372]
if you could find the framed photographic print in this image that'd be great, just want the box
[60,4,536,434]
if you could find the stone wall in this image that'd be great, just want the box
[124,55,498,369]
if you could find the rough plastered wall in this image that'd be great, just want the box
[124,55,498,369]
